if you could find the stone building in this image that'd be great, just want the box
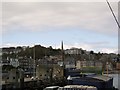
[36,64,63,80]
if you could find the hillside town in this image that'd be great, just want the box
[1,42,120,90]
[2,0,120,89]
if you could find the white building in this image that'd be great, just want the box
[65,48,83,55]
[10,58,19,67]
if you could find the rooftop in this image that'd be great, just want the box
[70,75,113,82]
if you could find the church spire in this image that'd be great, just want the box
[61,41,65,78]
[61,41,63,51]
[61,41,64,61]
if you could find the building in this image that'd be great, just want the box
[44,85,97,90]
[76,61,103,69]
[2,59,10,66]
[2,68,24,89]
[58,57,76,69]
[10,58,19,67]
[2,47,23,54]
[18,57,34,76]
[62,85,97,90]
[2,68,19,84]
[68,75,113,90]
[36,64,63,80]
[65,48,83,55]
[116,62,120,70]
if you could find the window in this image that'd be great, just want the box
[13,77,15,79]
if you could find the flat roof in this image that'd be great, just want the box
[71,75,113,82]
[64,85,97,89]
[92,75,112,81]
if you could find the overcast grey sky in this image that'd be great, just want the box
[1,0,119,53]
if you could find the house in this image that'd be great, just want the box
[36,64,63,80]
[116,62,120,70]
[18,58,34,76]
[76,61,103,69]
[58,56,76,69]
[65,48,83,55]
[2,68,19,84]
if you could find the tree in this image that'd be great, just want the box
[90,51,94,54]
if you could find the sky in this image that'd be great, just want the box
[1,0,119,53]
